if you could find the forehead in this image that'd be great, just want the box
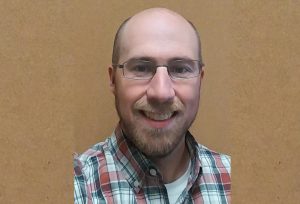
[119,10,199,62]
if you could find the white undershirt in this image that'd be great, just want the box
[164,161,191,204]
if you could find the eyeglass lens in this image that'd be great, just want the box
[123,59,200,79]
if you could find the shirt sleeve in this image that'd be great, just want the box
[74,154,89,204]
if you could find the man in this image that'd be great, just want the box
[74,8,231,204]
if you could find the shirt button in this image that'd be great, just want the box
[149,168,157,176]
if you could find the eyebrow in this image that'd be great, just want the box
[126,56,195,63]
[127,56,155,62]
[168,57,194,61]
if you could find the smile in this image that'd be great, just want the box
[142,111,175,121]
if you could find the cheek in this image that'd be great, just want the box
[175,82,201,109]
[115,81,147,111]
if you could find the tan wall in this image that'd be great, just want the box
[0,1,299,203]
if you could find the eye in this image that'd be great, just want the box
[132,64,151,72]
[127,61,153,73]
[171,64,193,74]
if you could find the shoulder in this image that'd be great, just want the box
[76,140,108,164]
[196,143,231,174]
[74,137,114,179]
[74,138,116,203]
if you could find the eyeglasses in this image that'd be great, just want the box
[113,59,204,80]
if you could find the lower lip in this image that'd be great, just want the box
[141,112,175,129]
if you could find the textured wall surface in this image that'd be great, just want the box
[0,1,299,203]
[0,1,74,203]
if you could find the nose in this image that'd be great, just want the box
[146,67,175,104]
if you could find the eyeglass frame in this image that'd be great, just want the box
[112,58,204,80]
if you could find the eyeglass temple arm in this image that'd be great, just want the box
[112,64,125,69]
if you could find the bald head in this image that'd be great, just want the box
[112,8,202,65]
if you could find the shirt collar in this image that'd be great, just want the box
[108,124,202,193]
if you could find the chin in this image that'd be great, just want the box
[123,123,186,157]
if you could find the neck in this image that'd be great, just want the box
[149,136,190,183]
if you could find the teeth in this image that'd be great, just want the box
[143,111,173,121]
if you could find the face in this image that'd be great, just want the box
[109,11,204,157]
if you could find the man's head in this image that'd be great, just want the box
[109,8,204,157]
[112,10,203,66]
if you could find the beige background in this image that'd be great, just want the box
[0,1,299,203]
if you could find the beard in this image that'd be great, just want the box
[115,96,197,158]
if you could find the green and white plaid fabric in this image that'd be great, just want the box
[74,126,231,204]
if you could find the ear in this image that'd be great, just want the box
[108,66,116,95]
[199,66,205,87]
[200,67,205,79]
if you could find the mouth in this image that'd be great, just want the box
[139,110,177,128]
[139,110,178,129]
[142,111,175,121]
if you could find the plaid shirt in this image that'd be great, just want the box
[74,126,231,204]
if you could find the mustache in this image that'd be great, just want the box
[133,98,184,113]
